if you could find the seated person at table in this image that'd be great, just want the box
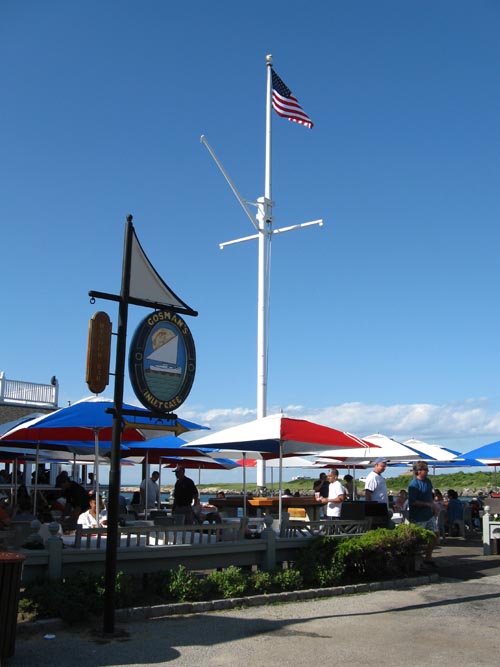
[446,489,463,535]
[393,490,409,517]
[469,497,483,529]
[56,470,70,488]
[342,474,356,500]
[11,498,36,522]
[77,492,107,528]
[130,490,141,508]
[193,500,222,524]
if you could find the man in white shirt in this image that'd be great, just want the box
[322,468,345,518]
[140,471,161,510]
[364,458,389,505]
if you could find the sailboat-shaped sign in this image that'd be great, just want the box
[146,328,182,375]
[124,225,197,413]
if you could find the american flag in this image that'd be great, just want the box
[271,69,314,129]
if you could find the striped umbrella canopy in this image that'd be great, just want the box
[0,397,207,515]
[461,440,500,464]
[313,433,424,464]
[403,439,461,462]
[0,396,207,445]
[161,456,238,470]
[184,414,368,521]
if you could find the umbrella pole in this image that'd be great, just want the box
[243,452,247,519]
[278,442,283,525]
[10,462,17,505]
[33,443,40,517]
[158,457,162,509]
[145,451,149,518]
[94,429,101,521]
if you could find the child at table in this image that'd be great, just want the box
[77,492,107,528]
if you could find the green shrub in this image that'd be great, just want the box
[20,571,105,624]
[248,570,275,594]
[294,535,342,587]
[333,524,434,582]
[312,564,341,588]
[272,568,303,591]
[293,523,433,586]
[166,565,208,602]
[114,571,141,609]
[206,566,249,598]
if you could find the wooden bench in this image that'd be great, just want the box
[281,518,372,538]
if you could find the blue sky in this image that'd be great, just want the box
[2,2,500,485]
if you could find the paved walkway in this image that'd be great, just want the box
[11,535,500,667]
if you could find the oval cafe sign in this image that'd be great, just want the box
[128,310,196,413]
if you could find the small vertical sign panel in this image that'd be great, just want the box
[86,311,112,394]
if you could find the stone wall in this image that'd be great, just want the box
[0,404,54,426]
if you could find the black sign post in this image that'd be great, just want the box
[89,215,197,634]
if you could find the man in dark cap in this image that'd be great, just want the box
[172,466,199,524]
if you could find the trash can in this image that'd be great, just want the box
[0,552,26,662]
[491,539,499,556]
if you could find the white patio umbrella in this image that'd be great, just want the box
[183,414,368,522]
[315,433,428,465]
[403,439,460,461]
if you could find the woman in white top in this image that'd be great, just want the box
[77,492,107,528]
[322,469,345,518]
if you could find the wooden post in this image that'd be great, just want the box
[46,522,63,581]
[261,515,276,571]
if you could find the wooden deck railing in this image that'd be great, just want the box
[17,515,372,583]
[73,520,246,548]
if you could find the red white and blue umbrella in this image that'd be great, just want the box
[184,414,368,520]
[0,396,207,514]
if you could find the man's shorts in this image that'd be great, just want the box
[414,517,436,531]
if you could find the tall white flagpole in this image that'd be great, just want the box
[255,55,274,487]
[200,55,323,493]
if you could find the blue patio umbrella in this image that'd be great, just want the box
[0,396,207,444]
[119,435,214,463]
[390,457,483,471]
[0,413,46,436]
[0,397,208,515]
[462,441,500,462]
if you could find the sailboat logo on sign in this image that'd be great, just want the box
[128,310,196,413]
